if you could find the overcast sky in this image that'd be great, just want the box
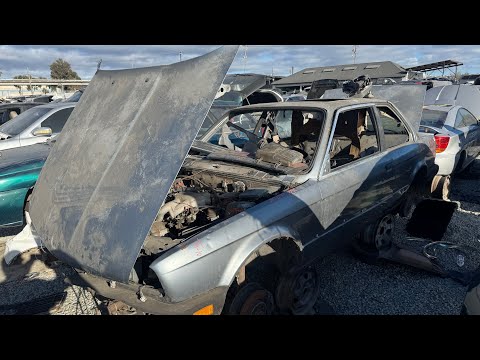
[1,45,479,80]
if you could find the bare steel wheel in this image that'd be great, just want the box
[374,214,395,250]
[275,265,320,315]
[227,282,274,315]
[352,213,396,264]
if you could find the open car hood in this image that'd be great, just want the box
[323,85,426,131]
[29,46,239,283]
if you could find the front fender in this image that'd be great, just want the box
[149,183,318,303]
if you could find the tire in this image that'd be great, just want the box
[431,175,451,200]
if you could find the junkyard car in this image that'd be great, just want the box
[0,143,51,227]
[420,105,480,198]
[422,85,480,198]
[0,102,44,126]
[199,73,283,138]
[0,102,75,151]
[20,47,437,315]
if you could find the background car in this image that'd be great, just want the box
[420,105,480,198]
[0,102,44,126]
[0,142,51,227]
[0,102,75,151]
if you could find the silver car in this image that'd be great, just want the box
[11,46,437,315]
[0,102,75,151]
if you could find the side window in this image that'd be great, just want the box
[377,106,409,149]
[41,108,74,133]
[329,107,379,169]
[455,110,466,128]
[459,108,478,126]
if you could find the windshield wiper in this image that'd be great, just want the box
[206,153,289,175]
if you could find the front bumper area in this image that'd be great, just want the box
[66,270,228,315]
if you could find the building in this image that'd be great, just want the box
[273,61,411,93]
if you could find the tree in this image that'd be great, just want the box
[50,58,81,80]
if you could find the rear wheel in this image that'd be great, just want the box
[352,213,395,263]
[431,175,451,200]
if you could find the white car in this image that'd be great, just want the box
[0,102,75,151]
[420,104,480,198]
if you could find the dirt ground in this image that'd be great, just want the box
[1,157,479,315]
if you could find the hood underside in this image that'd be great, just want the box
[29,46,239,283]
[322,85,426,131]
[424,85,480,119]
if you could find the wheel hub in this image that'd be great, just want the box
[239,289,273,315]
[276,266,320,314]
[374,214,394,250]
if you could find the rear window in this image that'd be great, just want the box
[421,109,448,128]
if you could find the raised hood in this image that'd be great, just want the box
[322,85,426,131]
[424,85,480,119]
[29,46,239,283]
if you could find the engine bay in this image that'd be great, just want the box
[130,166,284,285]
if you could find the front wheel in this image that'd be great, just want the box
[275,264,320,315]
[227,282,274,315]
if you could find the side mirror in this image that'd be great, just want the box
[32,127,52,137]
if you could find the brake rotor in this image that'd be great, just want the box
[229,282,274,315]
[239,289,274,315]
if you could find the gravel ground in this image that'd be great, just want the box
[1,158,479,315]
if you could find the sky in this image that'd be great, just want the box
[1,45,479,80]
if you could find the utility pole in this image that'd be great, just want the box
[243,45,248,73]
[352,45,358,64]
[291,66,294,75]
[179,52,182,61]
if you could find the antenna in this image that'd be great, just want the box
[352,45,358,64]
[243,45,248,73]
[179,52,182,61]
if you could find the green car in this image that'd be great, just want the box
[0,143,51,227]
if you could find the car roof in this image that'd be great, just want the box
[423,104,457,112]
[233,97,390,113]
[35,102,76,110]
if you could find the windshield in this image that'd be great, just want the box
[202,108,325,169]
[421,109,448,128]
[0,106,50,136]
